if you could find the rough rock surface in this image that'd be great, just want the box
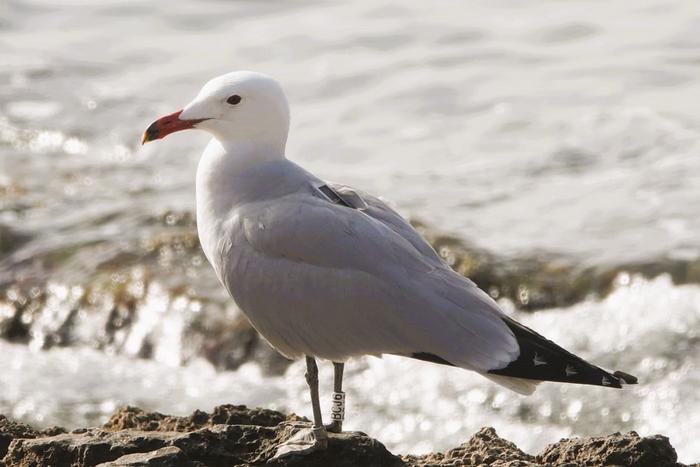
[0,415,65,461]
[538,430,684,467]
[403,427,537,466]
[96,446,188,466]
[1,405,693,467]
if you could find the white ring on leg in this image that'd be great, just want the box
[330,391,345,422]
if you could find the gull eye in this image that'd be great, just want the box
[226,95,242,105]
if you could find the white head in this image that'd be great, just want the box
[142,71,290,154]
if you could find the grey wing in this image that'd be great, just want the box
[328,183,445,268]
[225,187,519,371]
[324,184,634,393]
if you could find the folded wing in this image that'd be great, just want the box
[228,183,519,371]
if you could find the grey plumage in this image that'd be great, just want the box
[139,70,638,398]
[202,159,519,372]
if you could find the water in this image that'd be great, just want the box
[1,0,699,463]
[2,275,698,461]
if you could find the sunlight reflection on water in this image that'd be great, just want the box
[2,0,700,463]
[0,275,697,462]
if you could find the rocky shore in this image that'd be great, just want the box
[3,214,700,379]
[0,405,691,467]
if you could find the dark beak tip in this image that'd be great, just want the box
[141,109,196,146]
[141,121,161,145]
[141,131,153,145]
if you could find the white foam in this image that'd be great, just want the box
[1,274,697,463]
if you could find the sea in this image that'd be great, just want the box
[1,0,699,463]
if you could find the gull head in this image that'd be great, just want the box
[142,71,290,149]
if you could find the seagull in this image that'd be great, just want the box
[142,71,638,458]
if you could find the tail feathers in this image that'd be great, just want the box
[482,374,540,395]
[613,370,638,385]
[405,352,541,395]
[403,317,638,394]
[488,317,638,389]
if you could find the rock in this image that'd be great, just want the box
[0,416,37,460]
[4,429,172,467]
[0,415,64,460]
[404,427,538,466]
[414,221,700,311]
[3,214,700,377]
[0,224,29,256]
[0,264,290,375]
[0,406,693,467]
[103,405,297,432]
[538,431,681,467]
[96,446,189,466]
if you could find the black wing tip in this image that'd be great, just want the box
[494,317,638,389]
[613,370,639,385]
[409,352,455,367]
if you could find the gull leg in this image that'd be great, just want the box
[326,362,345,433]
[272,356,328,460]
[306,357,327,443]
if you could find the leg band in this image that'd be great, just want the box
[330,391,345,422]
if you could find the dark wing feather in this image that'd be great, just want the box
[409,352,455,366]
[317,184,354,208]
[488,317,637,388]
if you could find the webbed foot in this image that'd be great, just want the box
[325,421,342,433]
[271,426,328,460]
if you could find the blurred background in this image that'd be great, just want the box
[0,0,699,463]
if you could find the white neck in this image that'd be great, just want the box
[217,137,285,170]
[195,136,286,268]
[196,136,286,209]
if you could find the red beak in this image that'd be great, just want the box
[141,110,208,145]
